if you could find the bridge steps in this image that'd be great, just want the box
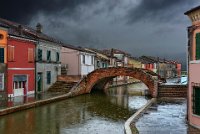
[48,81,77,93]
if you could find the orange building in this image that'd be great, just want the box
[0,25,8,100]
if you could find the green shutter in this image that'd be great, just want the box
[47,71,51,84]
[196,33,200,60]
[38,49,42,62]
[193,87,200,115]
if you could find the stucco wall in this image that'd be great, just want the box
[61,47,80,76]
[188,63,200,127]
[80,52,95,75]
[36,41,61,92]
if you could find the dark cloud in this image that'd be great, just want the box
[126,0,197,24]
[0,0,199,70]
[0,0,98,24]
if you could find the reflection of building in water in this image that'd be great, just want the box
[109,86,129,109]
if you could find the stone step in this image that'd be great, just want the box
[48,81,77,93]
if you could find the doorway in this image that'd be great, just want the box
[37,73,43,92]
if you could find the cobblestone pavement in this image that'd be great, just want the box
[135,99,200,134]
[0,92,63,109]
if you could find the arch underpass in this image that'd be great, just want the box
[70,67,164,98]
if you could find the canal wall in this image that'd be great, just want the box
[124,98,156,134]
[158,84,187,98]
[0,92,73,116]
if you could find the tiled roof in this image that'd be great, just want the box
[62,44,96,54]
[184,5,200,15]
[0,18,62,45]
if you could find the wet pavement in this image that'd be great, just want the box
[135,99,200,134]
[0,92,63,109]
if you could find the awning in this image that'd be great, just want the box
[14,75,27,82]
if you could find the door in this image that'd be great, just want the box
[37,73,43,92]
[0,48,4,63]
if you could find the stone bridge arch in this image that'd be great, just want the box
[70,67,163,98]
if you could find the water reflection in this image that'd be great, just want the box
[0,84,149,134]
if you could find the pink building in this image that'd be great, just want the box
[185,6,200,129]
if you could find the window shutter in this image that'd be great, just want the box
[28,48,34,62]
[38,49,42,61]
[8,45,14,61]
[0,48,4,63]
[196,33,200,60]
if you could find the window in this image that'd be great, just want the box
[13,81,23,89]
[38,49,42,62]
[0,34,3,40]
[47,50,51,62]
[0,48,4,63]
[193,86,200,116]
[8,45,15,61]
[82,55,85,64]
[196,33,200,60]
[0,74,4,91]
[28,48,34,62]
[47,71,51,84]
[91,56,94,65]
[56,52,59,62]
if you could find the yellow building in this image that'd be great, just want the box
[127,56,142,69]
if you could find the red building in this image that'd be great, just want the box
[7,37,35,97]
[0,18,36,97]
[176,63,181,78]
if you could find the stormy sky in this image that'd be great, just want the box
[1,0,199,69]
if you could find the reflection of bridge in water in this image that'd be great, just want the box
[70,67,164,98]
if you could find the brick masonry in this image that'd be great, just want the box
[158,84,187,98]
[71,67,160,97]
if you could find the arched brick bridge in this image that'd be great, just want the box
[70,67,164,98]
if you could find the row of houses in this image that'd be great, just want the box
[0,18,181,99]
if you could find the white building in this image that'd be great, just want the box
[61,45,95,77]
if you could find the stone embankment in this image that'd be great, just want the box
[124,98,156,134]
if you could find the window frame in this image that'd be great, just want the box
[0,47,4,63]
[38,48,43,62]
[193,86,200,116]
[47,71,51,84]
[47,50,51,62]
[8,45,15,62]
[56,52,59,62]
[82,55,85,64]
[28,48,34,63]
[0,73,4,91]
[196,33,200,60]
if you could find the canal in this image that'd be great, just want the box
[0,83,150,134]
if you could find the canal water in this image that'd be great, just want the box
[0,84,150,134]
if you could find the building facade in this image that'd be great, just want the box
[61,45,95,77]
[0,25,8,99]
[35,40,61,93]
[85,48,109,69]
[185,6,200,129]
[0,18,37,97]
[127,56,142,68]
[7,36,36,97]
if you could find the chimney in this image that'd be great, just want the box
[18,25,23,35]
[157,57,159,63]
[36,23,42,33]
